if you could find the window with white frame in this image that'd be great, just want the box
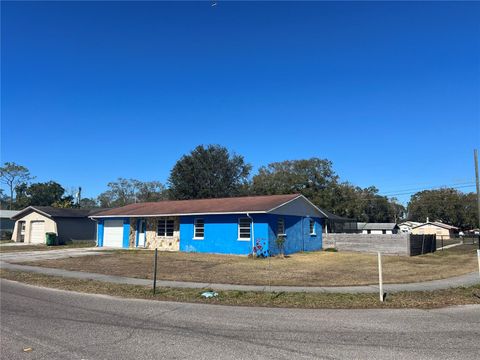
[309,219,316,235]
[277,218,285,235]
[157,218,175,237]
[238,217,252,240]
[194,218,204,239]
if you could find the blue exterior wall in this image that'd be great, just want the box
[180,214,270,255]
[267,215,322,255]
[180,213,321,256]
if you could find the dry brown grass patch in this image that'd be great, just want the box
[1,269,479,309]
[16,244,478,286]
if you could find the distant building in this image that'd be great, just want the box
[12,206,103,244]
[411,221,459,239]
[357,222,400,235]
[0,210,20,239]
[398,221,422,234]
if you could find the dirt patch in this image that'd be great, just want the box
[18,244,479,286]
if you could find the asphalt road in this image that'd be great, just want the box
[1,280,479,360]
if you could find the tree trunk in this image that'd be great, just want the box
[9,184,13,210]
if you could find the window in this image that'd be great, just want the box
[382,230,387,234]
[238,217,252,240]
[277,218,285,235]
[309,219,316,235]
[157,218,175,237]
[194,218,204,239]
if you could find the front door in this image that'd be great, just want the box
[137,219,146,247]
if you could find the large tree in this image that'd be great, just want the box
[251,158,338,204]
[407,188,476,229]
[133,180,168,202]
[79,198,99,209]
[15,181,72,208]
[0,162,34,209]
[97,178,168,207]
[251,158,404,223]
[168,145,251,200]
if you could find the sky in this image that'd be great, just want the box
[1,1,479,204]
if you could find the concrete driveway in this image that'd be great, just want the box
[1,280,479,360]
[0,247,106,263]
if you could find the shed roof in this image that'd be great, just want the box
[12,206,105,220]
[361,223,399,230]
[91,194,328,218]
[0,210,20,219]
[321,210,354,222]
[412,221,458,230]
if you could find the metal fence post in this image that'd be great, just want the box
[153,248,158,295]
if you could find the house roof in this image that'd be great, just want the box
[412,221,458,230]
[360,223,399,230]
[399,221,422,227]
[321,210,354,222]
[12,206,105,220]
[91,194,328,218]
[0,210,20,219]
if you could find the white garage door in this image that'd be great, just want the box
[103,220,124,248]
[30,221,45,244]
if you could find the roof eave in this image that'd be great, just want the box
[266,194,328,218]
[89,210,268,219]
[11,206,53,221]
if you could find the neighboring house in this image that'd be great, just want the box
[0,210,20,239]
[411,221,459,239]
[90,194,328,256]
[11,207,103,244]
[357,222,400,235]
[466,228,479,236]
[398,221,422,234]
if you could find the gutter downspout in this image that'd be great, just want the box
[246,213,254,254]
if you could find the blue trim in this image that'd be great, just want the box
[97,220,104,247]
[122,219,130,248]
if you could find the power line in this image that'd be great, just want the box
[379,184,476,197]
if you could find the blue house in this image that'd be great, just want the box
[90,194,328,256]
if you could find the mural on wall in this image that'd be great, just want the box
[253,238,269,257]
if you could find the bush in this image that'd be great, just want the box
[276,235,286,257]
[324,247,338,252]
[1,230,13,240]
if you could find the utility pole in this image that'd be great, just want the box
[474,149,480,250]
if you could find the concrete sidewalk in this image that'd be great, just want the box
[1,261,478,294]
